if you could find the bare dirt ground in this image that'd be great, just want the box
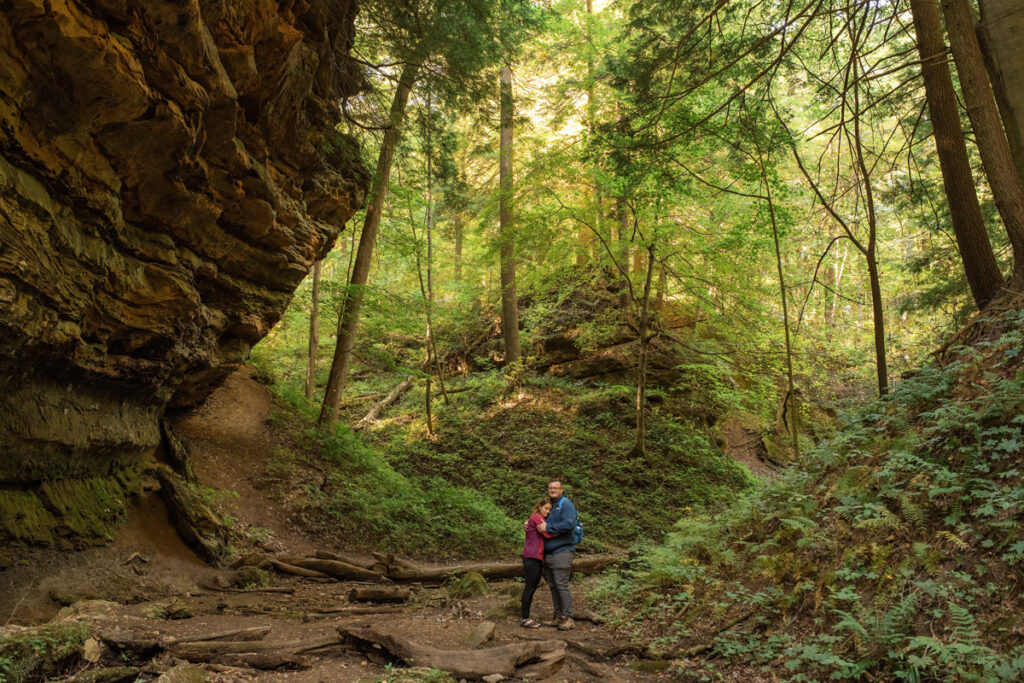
[2,369,678,681]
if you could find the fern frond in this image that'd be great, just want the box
[899,495,928,534]
[935,530,969,551]
[854,508,902,532]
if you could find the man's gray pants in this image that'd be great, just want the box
[542,550,574,619]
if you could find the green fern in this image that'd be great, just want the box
[854,508,902,532]
[899,495,928,534]
[935,530,969,551]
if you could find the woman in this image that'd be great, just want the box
[521,497,553,628]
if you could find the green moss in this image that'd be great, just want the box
[0,489,55,543]
[0,466,142,547]
[447,571,488,599]
[0,622,90,683]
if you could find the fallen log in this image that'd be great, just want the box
[354,376,414,430]
[207,586,295,594]
[314,606,405,615]
[380,555,619,583]
[313,550,376,569]
[515,645,567,679]
[165,626,271,646]
[266,558,332,579]
[574,607,605,624]
[339,625,565,680]
[281,557,385,582]
[169,634,341,663]
[216,652,311,670]
[348,586,411,602]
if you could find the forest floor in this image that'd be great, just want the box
[1,368,685,682]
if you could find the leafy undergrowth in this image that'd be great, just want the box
[592,309,1024,680]
[254,354,755,558]
[361,372,755,551]
[0,622,89,682]
[251,391,521,560]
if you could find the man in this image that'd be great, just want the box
[537,479,577,631]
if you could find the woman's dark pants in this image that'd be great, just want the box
[521,557,543,620]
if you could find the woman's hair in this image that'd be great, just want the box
[530,497,552,515]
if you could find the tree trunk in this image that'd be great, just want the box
[761,158,800,458]
[910,0,1004,308]
[634,245,655,459]
[453,216,463,282]
[943,0,1024,274]
[354,376,415,430]
[339,626,565,680]
[852,53,889,396]
[978,0,1024,189]
[655,264,667,310]
[305,260,322,400]
[499,62,520,366]
[318,56,422,426]
[617,199,630,308]
[348,586,411,603]
[866,252,889,395]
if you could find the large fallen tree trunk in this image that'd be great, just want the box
[266,558,332,578]
[268,551,618,585]
[313,549,377,569]
[354,376,414,430]
[339,625,565,680]
[276,556,385,582]
[169,634,342,669]
[379,555,619,582]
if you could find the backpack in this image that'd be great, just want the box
[556,498,584,545]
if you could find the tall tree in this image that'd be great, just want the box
[305,260,322,400]
[978,0,1024,189]
[499,61,521,366]
[943,0,1024,274]
[320,54,423,426]
[318,0,524,426]
[909,0,1004,308]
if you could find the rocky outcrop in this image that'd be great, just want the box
[0,0,368,485]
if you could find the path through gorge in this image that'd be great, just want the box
[2,370,674,682]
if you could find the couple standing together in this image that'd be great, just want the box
[520,479,578,631]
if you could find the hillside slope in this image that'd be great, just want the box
[593,301,1024,680]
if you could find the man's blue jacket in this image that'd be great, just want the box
[544,495,577,556]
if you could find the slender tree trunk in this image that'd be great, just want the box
[634,244,656,460]
[617,199,630,308]
[499,62,520,366]
[852,52,889,396]
[760,158,800,458]
[943,0,1024,274]
[305,260,322,399]
[424,95,435,436]
[453,217,463,282]
[655,264,667,310]
[828,245,848,338]
[978,0,1024,189]
[910,0,1004,308]
[319,56,422,427]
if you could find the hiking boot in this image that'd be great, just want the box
[557,617,576,631]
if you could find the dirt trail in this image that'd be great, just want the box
[3,369,675,681]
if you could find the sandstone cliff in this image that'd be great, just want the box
[0,0,367,528]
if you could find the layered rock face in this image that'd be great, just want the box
[0,0,367,484]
